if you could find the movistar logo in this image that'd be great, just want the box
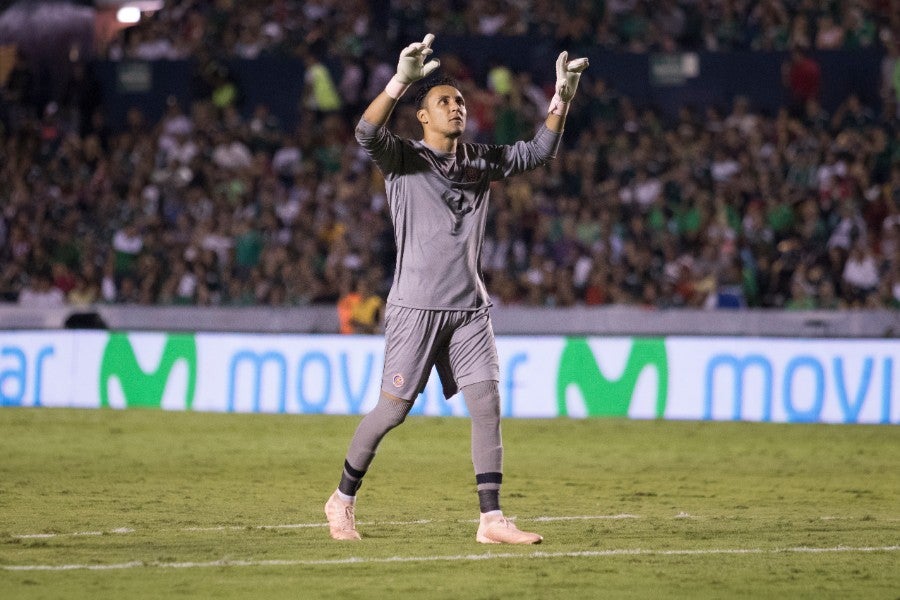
[556,337,668,417]
[99,333,197,409]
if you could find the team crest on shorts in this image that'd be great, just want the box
[392,373,405,388]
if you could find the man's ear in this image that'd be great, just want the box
[417,108,429,125]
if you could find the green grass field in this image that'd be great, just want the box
[0,408,897,599]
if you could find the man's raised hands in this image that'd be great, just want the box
[386,34,440,99]
[548,51,589,115]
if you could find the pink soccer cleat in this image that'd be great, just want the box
[476,512,543,544]
[324,491,362,541]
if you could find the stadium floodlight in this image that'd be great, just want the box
[94,0,165,21]
[116,6,140,24]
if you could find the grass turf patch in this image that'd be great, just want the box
[0,408,897,599]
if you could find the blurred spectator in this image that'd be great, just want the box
[841,241,880,303]
[67,271,100,307]
[842,6,876,49]
[111,223,143,278]
[349,276,384,334]
[302,50,342,115]
[782,45,821,115]
[815,13,845,49]
[51,262,76,296]
[785,278,816,310]
[831,93,876,130]
[18,269,65,308]
[336,274,361,334]
[816,278,845,310]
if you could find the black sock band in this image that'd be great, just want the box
[343,460,366,480]
[338,460,366,496]
[475,472,503,486]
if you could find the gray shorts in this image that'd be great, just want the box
[380,303,500,400]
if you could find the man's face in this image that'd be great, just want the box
[419,85,467,138]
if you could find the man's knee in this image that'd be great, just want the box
[372,390,414,429]
[462,380,500,420]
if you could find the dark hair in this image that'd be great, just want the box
[414,75,460,109]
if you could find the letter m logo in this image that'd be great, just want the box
[100,333,197,409]
[556,337,668,417]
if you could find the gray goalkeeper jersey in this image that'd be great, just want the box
[355,118,562,310]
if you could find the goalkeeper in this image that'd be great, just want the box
[325,33,588,544]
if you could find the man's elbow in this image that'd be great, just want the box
[354,124,369,145]
[355,119,380,146]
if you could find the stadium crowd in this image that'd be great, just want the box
[101,0,895,60]
[1,0,899,314]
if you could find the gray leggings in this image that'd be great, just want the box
[343,380,502,489]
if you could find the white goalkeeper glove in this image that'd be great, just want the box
[385,33,441,99]
[548,51,589,115]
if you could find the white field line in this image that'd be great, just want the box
[531,514,639,522]
[3,545,898,572]
[15,528,135,540]
[11,515,640,539]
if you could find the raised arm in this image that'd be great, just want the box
[360,33,441,127]
[545,51,589,132]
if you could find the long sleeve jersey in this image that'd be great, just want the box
[355,118,562,310]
